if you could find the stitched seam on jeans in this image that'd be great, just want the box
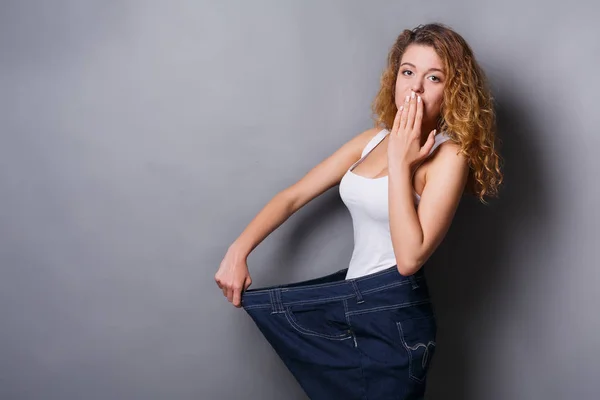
[397,321,423,383]
[396,320,435,384]
[359,279,421,295]
[345,299,431,316]
[282,308,353,340]
[242,274,423,296]
[243,294,429,311]
[242,294,355,309]
[343,299,352,326]
[357,345,368,399]
[242,304,272,310]
[242,278,425,310]
[284,295,357,306]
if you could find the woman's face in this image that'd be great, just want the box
[395,44,446,125]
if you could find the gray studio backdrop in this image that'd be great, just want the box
[1,1,598,399]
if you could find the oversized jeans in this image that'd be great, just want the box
[241,265,437,399]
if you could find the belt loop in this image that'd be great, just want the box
[350,280,365,304]
[408,275,420,290]
[269,288,285,314]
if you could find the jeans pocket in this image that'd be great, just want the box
[284,302,352,340]
[396,315,437,383]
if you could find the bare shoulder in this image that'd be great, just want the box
[359,126,386,141]
[352,126,385,154]
[433,140,468,166]
[424,140,469,187]
[281,126,384,211]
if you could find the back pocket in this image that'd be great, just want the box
[396,315,437,383]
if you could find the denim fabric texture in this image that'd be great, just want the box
[241,265,437,400]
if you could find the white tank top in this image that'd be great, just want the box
[339,128,452,279]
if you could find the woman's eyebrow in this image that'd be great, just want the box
[400,62,444,74]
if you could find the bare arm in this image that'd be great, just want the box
[386,91,469,276]
[227,127,381,260]
[388,142,468,275]
[216,127,381,307]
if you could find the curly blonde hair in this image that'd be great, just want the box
[372,23,503,203]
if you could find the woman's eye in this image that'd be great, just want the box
[429,76,440,82]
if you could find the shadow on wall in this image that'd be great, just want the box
[424,92,551,399]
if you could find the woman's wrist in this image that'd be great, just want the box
[227,242,250,262]
[388,160,412,176]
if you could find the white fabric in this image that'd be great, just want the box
[339,129,451,279]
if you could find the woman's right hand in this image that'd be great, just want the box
[214,249,253,308]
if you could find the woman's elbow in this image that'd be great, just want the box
[395,258,422,276]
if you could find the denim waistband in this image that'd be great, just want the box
[241,265,425,309]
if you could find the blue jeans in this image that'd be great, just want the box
[241,265,437,399]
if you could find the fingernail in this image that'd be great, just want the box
[411,91,415,99]
[405,95,410,102]
[399,105,404,111]
[417,95,421,103]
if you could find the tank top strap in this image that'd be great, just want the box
[429,132,452,154]
[411,132,453,176]
[349,129,389,171]
[348,129,452,173]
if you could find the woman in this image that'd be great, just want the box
[215,22,503,399]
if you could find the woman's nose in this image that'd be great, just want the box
[411,84,424,94]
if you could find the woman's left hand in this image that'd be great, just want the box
[387,90,437,170]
